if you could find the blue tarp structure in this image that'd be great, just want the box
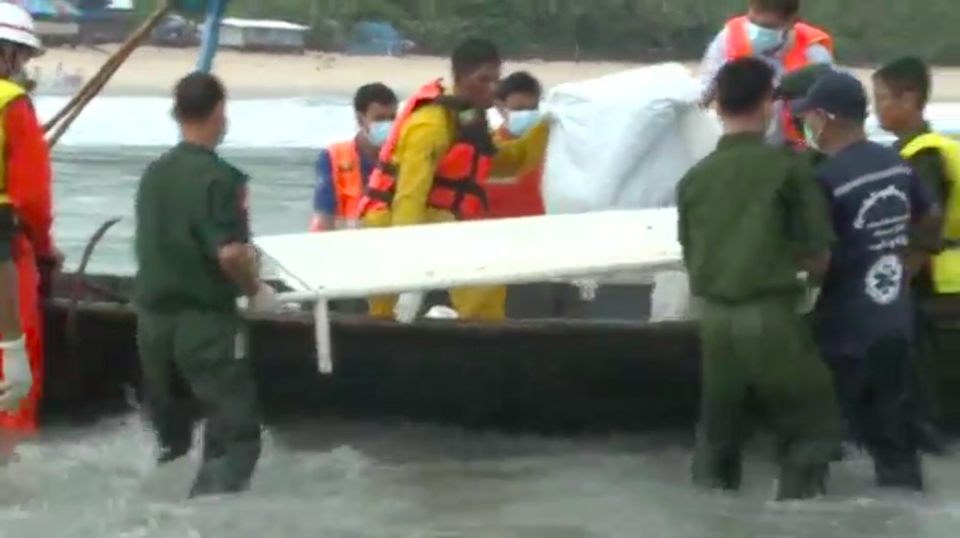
[347,21,413,56]
[6,0,80,17]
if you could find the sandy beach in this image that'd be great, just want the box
[32,46,960,101]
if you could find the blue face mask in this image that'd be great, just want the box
[746,22,786,54]
[367,121,392,147]
[506,110,541,137]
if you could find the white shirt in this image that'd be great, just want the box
[698,28,834,144]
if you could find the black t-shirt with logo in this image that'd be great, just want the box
[813,140,934,357]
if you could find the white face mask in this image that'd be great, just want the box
[505,110,541,136]
[746,22,786,54]
[366,120,393,147]
[803,112,834,150]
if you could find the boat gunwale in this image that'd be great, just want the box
[45,297,699,334]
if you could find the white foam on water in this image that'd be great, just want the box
[0,417,958,537]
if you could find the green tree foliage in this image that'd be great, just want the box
[166,0,960,64]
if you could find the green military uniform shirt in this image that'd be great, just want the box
[677,132,836,303]
[134,142,251,313]
[680,132,842,499]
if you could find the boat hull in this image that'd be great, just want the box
[41,273,700,432]
[40,273,960,434]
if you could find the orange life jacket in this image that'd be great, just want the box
[309,139,365,231]
[481,127,545,219]
[358,79,493,219]
[723,16,833,145]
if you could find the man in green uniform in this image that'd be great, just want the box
[873,57,956,453]
[134,72,274,498]
[677,57,842,500]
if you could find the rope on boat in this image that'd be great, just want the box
[44,2,172,147]
[70,216,125,304]
[62,216,124,401]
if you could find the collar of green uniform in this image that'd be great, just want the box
[716,132,766,147]
[177,141,218,155]
[894,121,932,149]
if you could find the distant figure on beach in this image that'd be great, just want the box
[310,82,398,231]
[699,0,833,147]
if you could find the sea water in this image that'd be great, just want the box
[4,96,960,537]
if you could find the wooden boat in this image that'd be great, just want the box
[42,212,960,435]
[42,270,702,433]
[39,213,704,433]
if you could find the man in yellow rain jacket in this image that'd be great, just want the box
[357,38,549,322]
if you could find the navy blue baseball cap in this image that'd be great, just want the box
[789,70,868,121]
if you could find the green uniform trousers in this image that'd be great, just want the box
[136,309,262,497]
[691,293,842,499]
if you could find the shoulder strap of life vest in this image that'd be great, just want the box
[327,140,359,181]
[783,23,833,71]
[374,79,444,165]
[360,79,447,213]
[792,23,833,53]
[724,16,752,58]
[327,138,363,203]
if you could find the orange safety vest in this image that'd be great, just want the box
[481,127,545,220]
[310,140,365,231]
[358,79,493,219]
[723,16,833,145]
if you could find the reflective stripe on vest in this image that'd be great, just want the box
[901,133,960,293]
[0,79,27,206]
[723,16,833,145]
[327,139,364,220]
[357,79,492,219]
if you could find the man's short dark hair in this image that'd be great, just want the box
[874,56,931,108]
[496,71,542,101]
[173,71,226,122]
[749,0,800,17]
[451,38,501,79]
[353,82,398,114]
[715,57,776,116]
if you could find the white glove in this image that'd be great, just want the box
[247,282,280,312]
[394,292,425,323]
[0,337,31,412]
[572,279,599,301]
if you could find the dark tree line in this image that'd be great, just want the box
[145,0,960,64]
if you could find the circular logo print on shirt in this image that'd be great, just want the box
[864,254,903,305]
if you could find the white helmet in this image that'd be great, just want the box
[0,3,42,55]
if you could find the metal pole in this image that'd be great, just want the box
[195,0,227,73]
